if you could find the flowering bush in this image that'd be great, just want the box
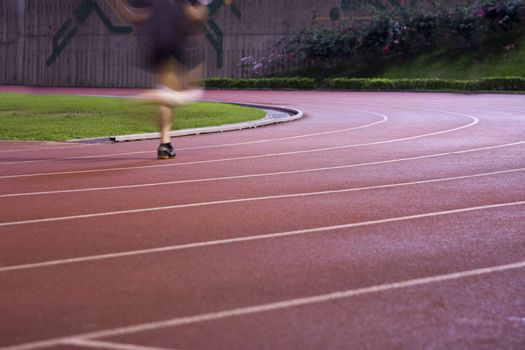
[442,0,525,45]
[480,0,525,30]
[238,52,284,76]
[277,27,358,62]
[238,0,525,76]
[360,14,409,53]
[404,12,440,46]
[450,7,478,44]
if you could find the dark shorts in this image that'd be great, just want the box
[132,0,200,71]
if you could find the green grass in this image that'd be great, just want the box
[0,94,266,141]
[378,36,525,80]
[281,33,525,81]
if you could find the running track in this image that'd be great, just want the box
[1,90,524,350]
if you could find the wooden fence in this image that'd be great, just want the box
[0,0,459,87]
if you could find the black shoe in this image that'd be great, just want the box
[157,143,176,160]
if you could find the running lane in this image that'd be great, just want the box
[0,91,524,350]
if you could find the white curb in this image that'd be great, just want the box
[69,102,304,143]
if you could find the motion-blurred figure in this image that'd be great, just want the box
[115,0,209,159]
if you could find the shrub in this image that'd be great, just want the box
[238,0,525,76]
[327,78,368,90]
[203,77,316,90]
[478,76,525,90]
[448,80,480,91]
[359,14,409,54]
[404,12,440,46]
[325,78,450,91]
[204,77,525,92]
[324,77,525,91]
[480,0,525,31]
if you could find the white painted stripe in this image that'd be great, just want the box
[0,143,98,154]
[0,113,478,180]
[0,150,152,166]
[61,339,174,350]
[3,259,525,350]
[2,165,522,227]
[507,317,525,323]
[1,140,524,198]
[2,198,524,272]
[0,108,387,166]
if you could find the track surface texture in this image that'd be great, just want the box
[1,90,525,350]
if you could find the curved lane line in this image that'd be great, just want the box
[1,140,525,198]
[0,143,99,154]
[2,221,525,350]
[0,108,387,166]
[60,339,174,350]
[0,111,479,180]
[0,169,524,272]
[80,258,525,342]
[1,167,523,228]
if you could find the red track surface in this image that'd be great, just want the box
[1,89,525,350]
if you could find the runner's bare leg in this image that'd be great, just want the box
[156,59,181,145]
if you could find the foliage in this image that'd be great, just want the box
[324,76,525,91]
[237,0,525,75]
[204,77,316,89]
[481,0,525,30]
[359,14,409,54]
[204,76,525,92]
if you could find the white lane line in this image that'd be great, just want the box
[0,108,388,166]
[61,339,175,350]
[507,317,525,324]
[2,165,522,228]
[2,139,525,198]
[1,195,524,273]
[0,113,478,180]
[3,259,525,350]
[0,151,152,166]
[0,143,99,154]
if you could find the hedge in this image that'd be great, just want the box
[202,76,525,92]
[322,77,525,91]
[478,77,525,91]
[203,77,316,90]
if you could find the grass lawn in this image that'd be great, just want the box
[0,93,266,142]
[282,32,525,81]
[378,35,525,80]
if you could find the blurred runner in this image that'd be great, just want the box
[115,0,209,159]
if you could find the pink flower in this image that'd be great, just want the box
[476,8,486,17]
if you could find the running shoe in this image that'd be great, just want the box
[157,143,176,159]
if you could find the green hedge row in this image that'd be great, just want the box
[325,77,525,91]
[202,76,525,92]
[203,77,316,90]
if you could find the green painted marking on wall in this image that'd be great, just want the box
[230,4,242,18]
[47,0,240,70]
[205,19,224,68]
[206,0,242,69]
[47,0,132,67]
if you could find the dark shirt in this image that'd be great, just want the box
[132,0,202,69]
[127,0,152,8]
